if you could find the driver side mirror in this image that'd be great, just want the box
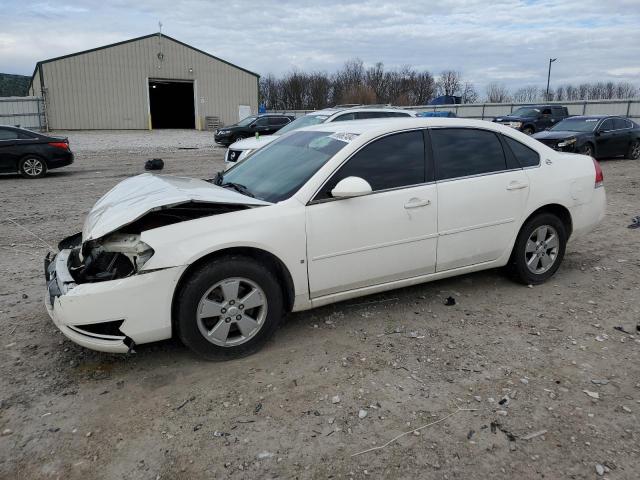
[331,176,372,198]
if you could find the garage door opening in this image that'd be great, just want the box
[148,80,195,129]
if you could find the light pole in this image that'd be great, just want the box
[546,58,557,101]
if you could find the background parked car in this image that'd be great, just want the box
[214,114,294,146]
[532,115,640,159]
[493,105,569,135]
[224,106,416,167]
[417,111,457,117]
[0,126,73,178]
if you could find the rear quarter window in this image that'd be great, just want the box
[503,136,540,167]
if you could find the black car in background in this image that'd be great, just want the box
[214,114,294,146]
[493,105,569,135]
[532,115,640,159]
[0,126,73,178]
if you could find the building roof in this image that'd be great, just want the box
[29,32,259,90]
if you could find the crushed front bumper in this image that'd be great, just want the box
[44,249,185,354]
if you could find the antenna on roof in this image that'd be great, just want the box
[156,21,164,67]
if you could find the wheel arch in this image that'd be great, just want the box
[171,246,296,334]
[522,203,573,239]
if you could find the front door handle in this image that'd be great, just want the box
[506,182,529,191]
[404,198,431,209]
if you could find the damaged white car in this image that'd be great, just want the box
[45,118,606,360]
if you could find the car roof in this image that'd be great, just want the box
[564,115,619,120]
[296,117,489,135]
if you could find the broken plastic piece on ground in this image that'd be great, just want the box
[444,296,456,306]
[144,158,164,170]
[613,325,631,334]
[628,216,640,229]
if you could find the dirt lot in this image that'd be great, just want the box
[1,130,639,480]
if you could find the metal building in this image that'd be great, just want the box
[28,33,259,130]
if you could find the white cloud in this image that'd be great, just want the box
[1,0,639,92]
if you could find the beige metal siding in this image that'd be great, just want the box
[40,35,258,129]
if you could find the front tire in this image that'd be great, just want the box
[175,255,284,360]
[19,156,47,178]
[522,126,535,135]
[580,143,594,157]
[508,213,567,285]
[627,140,640,160]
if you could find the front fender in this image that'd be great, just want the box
[139,201,309,298]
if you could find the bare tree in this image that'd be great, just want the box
[512,85,540,103]
[461,82,478,103]
[339,84,377,105]
[437,70,461,97]
[485,82,511,103]
[411,72,437,104]
[616,82,637,99]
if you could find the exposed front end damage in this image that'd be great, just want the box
[44,173,272,353]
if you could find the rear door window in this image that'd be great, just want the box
[613,118,628,130]
[0,129,19,140]
[268,117,288,126]
[431,128,508,181]
[316,130,425,199]
[503,136,540,167]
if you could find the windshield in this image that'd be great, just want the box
[275,115,329,135]
[236,116,257,127]
[551,117,599,132]
[511,107,540,118]
[220,131,350,202]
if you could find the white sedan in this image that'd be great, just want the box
[45,118,606,359]
[223,106,416,167]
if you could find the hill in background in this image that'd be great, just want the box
[0,73,31,97]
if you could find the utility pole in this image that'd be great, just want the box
[546,58,557,101]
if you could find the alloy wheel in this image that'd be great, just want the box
[525,225,560,274]
[631,142,640,160]
[23,158,44,177]
[196,277,268,347]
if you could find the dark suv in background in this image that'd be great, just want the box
[493,105,569,135]
[214,114,294,146]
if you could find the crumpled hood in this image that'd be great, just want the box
[229,135,279,150]
[532,130,588,141]
[83,173,270,241]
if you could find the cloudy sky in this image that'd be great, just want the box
[2,0,640,91]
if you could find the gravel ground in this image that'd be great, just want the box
[0,131,639,479]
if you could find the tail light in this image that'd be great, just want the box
[48,141,69,150]
[593,158,604,188]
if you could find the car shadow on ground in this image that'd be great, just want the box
[0,171,76,180]
[49,267,515,381]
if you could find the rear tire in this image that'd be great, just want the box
[627,140,640,160]
[508,213,567,285]
[175,255,284,360]
[19,156,47,178]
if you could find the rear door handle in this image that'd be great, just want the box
[506,182,529,191]
[404,198,431,209]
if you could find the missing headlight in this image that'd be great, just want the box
[70,233,154,284]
